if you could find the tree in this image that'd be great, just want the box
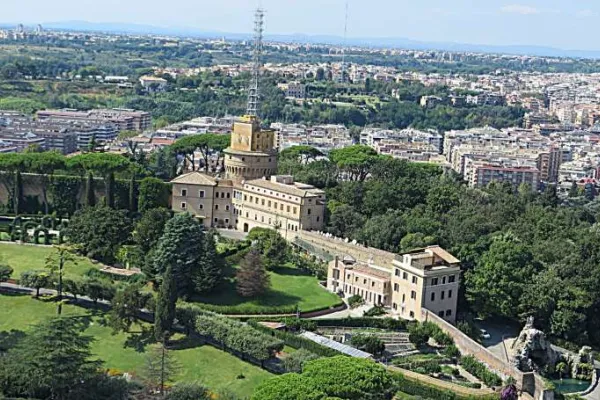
[143,343,180,395]
[569,181,579,198]
[350,334,385,356]
[329,145,380,182]
[85,172,95,207]
[45,245,78,315]
[247,228,289,270]
[82,279,115,305]
[0,317,102,400]
[133,208,172,254]
[108,283,151,333]
[316,67,325,81]
[19,270,50,297]
[64,206,132,263]
[193,230,222,293]
[13,170,22,215]
[282,349,320,373]
[556,361,568,380]
[165,382,210,400]
[152,213,220,297]
[236,249,270,298]
[280,146,323,164]
[138,177,170,212]
[171,134,229,172]
[154,265,177,342]
[251,374,326,400]
[24,152,66,214]
[128,174,137,212]
[0,265,13,283]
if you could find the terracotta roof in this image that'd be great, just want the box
[350,263,391,280]
[170,172,217,186]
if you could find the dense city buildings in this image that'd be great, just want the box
[37,108,151,132]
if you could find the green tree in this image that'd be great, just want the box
[138,177,170,212]
[45,245,78,315]
[350,334,385,356]
[282,349,320,373]
[108,283,151,333]
[236,249,270,298]
[13,170,22,215]
[64,206,132,263]
[143,343,180,395]
[329,145,380,182]
[152,213,220,297]
[24,152,66,214]
[19,270,50,297]
[0,317,101,400]
[0,265,13,282]
[154,265,178,342]
[247,228,289,270]
[133,208,172,254]
[280,146,323,164]
[85,172,95,207]
[251,374,326,400]
[165,382,210,400]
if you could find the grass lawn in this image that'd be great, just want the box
[0,242,99,279]
[0,294,273,398]
[193,264,342,314]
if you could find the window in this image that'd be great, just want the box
[227,193,230,199]
[317,216,320,222]
[394,269,400,277]
[439,311,445,318]
[262,199,265,206]
[293,207,297,214]
[431,292,435,302]
[215,192,219,198]
[255,198,258,204]
[409,311,415,318]
[402,294,406,302]
[441,291,445,300]
[412,276,418,284]
[410,290,416,299]
[214,218,218,223]
[225,205,230,211]
[199,190,205,198]
[245,212,249,218]
[308,209,311,215]
[363,279,367,284]
[355,277,359,282]
[280,204,284,211]
[287,205,290,212]
[181,189,187,197]
[394,283,399,292]
[442,276,446,284]
[446,310,452,317]
[371,282,375,287]
[181,202,187,209]
[449,275,456,283]
[225,218,229,224]
[403,272,408,280]
[215,205,219,210]
[244,195,247,201]
[221,193,225,199]
[199,204,204,210]
[431,278,439,286]
[268,201,271,207]
[393,303,397,310]
[448,290,452,298]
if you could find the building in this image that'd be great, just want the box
[37,109,151,132]
[170,117,326,238]
[277,81,306,99]
[326,246,460,323]
[139,76,168,92]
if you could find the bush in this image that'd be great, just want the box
[393,372,499,400]
[363,306,386,317]
[443,344,461,359]
[459,355,503,387]
[348,295,365,309]
[315,317,407,330]
[283,348,320,373]
[165,382,210,400]
[351,334,385,356]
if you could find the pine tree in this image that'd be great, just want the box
[193,231,222,293]
[128,174,137,213]
[85,172,95,207]
[105,172,115,208]
[144,343,180,395]
[236,249,270,298]
[154,264,177,342]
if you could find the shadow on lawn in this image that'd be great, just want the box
[192,277,302,307]
[168,335,204,351]
[271,265,311,277]
[123,326,154,353]
[0,288,31,297]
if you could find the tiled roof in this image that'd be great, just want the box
[170,172,217,186]
[245,178,325,198]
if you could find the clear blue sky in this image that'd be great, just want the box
[3,0,599,50]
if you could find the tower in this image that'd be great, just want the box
[246,8,264,117]
[224,7,278,183]
[339,1,349,84]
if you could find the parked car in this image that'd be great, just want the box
[480,329,491,340]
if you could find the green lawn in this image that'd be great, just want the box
[0,243,99,279]
[193,264,342,314]
[0,294,272,398]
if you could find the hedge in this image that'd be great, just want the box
[315,317,408,330]
[459,356,503,387]
[394,372,499,400]
[248,320,341,357]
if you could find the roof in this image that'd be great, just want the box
[299,332,372,359]
[170,172,217,186]
[427,246,460,264]
[245,178,325,198]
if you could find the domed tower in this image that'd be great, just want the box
[224,8,277,182]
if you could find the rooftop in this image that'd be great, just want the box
[299,332,372,359]
[170,171,217,186]
[245,176,325,198]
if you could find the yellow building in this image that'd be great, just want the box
[327,246,460,323]
[171,116,326,238]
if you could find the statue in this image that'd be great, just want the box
[511,317,559,373]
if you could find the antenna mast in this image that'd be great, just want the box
[247,8,265,118]
[340,1,349,84]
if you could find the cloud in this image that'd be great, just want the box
[576,9,598,18]
[500,4,540,15]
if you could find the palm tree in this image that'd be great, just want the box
[556,362,568,382]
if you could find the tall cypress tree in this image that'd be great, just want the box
[13,170,22,215]
[105,172,115,208]
[85,172,95,207]
[154,264,177,342]
[194,231,222,293]
[128,174,137,213]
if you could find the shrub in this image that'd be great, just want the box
[363,306,387,317]
[459,355,503,387]
[351,334,385,356]
[394,372,499,400]
[348,295,365,308]
[283,348,320,373]
[314,317,407,331]
[0,264,13,282]
[443,344,461,359]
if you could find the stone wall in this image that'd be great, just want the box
[295,230,396,267]
[421,310,554,400]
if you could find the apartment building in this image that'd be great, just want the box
[277,81,306,99]
[37,108,151,132]
[327,246,460,323]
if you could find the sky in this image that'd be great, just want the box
[2,0,600,50]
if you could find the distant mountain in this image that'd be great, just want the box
[7,20,600,59]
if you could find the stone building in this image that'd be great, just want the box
[170,115,326,238]
[327,246,460,323]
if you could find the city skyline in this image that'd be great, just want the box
[2,0,600,51]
